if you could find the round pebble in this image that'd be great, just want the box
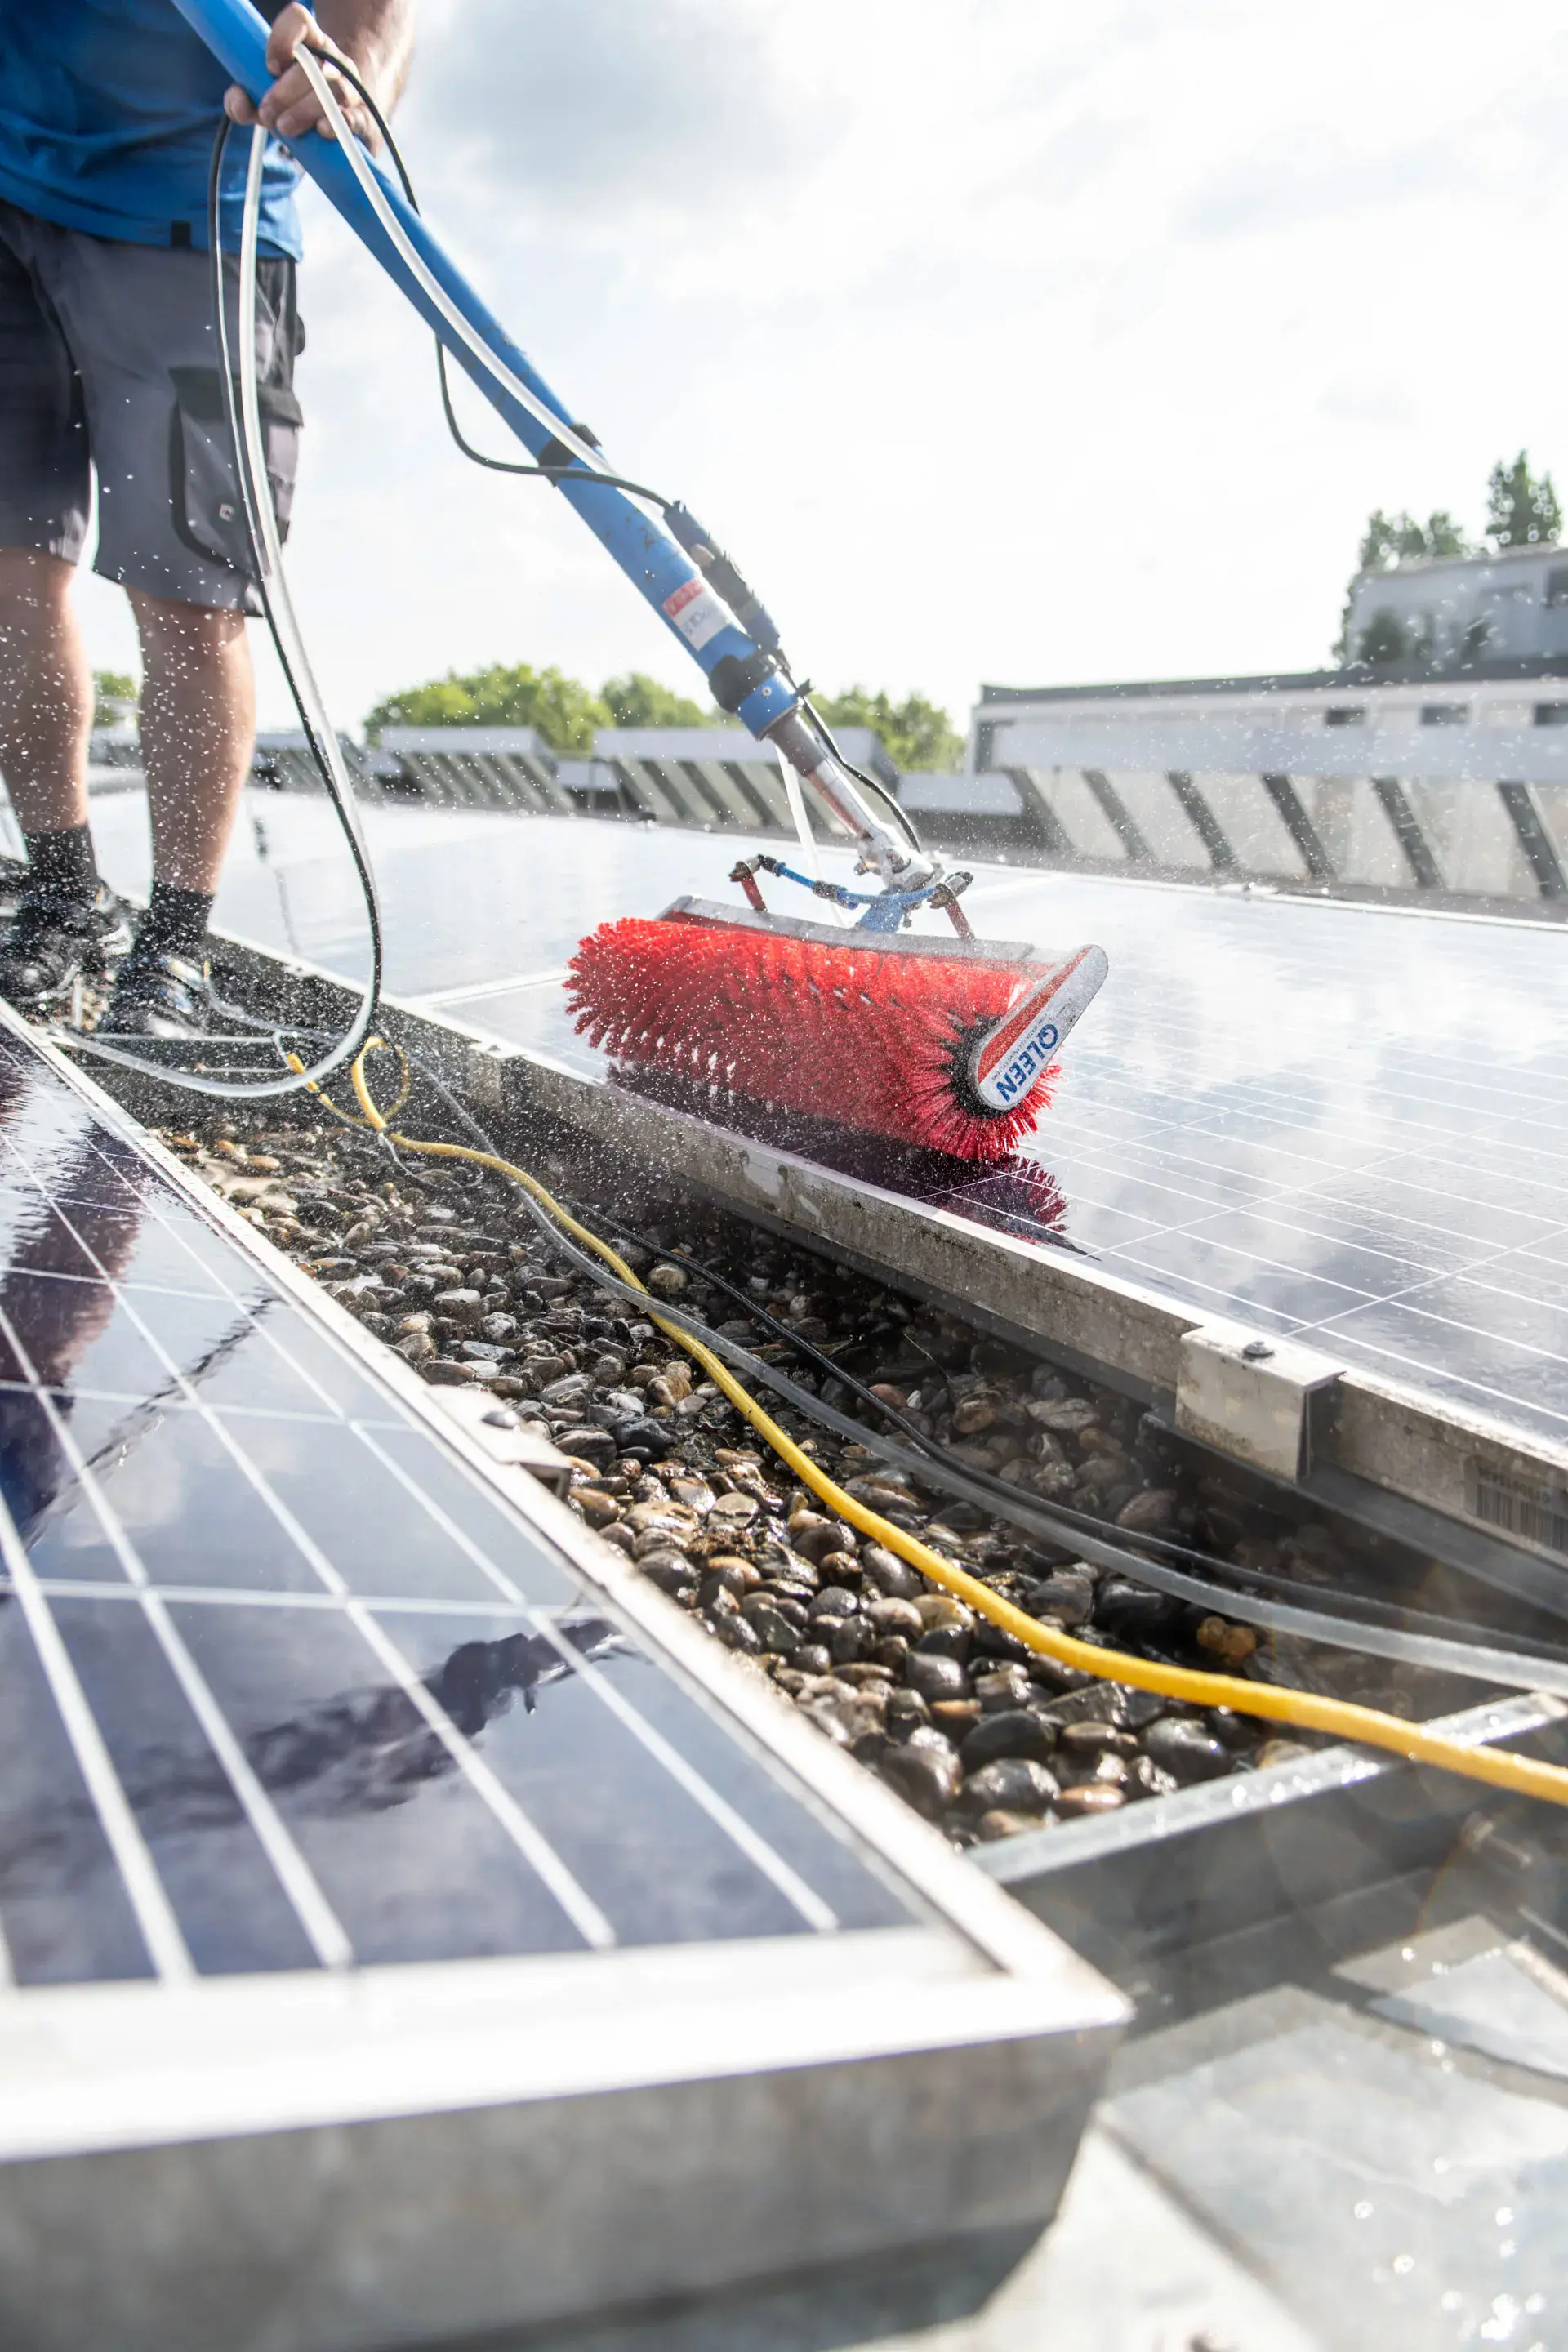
[709,1491,759,1526]
[808,1587,859,1622]
[959,1710,1057,1771]
[904,1653,970,1704]
[1054,1784,1125,1818]
[742,1598,803,1654]
[1057,1721,1137,1762]
[958,1757,1059,1816]
[860,1545,924,1601]
[1142,1719,1232,1784]
[978,1808,1050,1844]
[640,1557,694,1597]
[866,1597,923,1639]
[880,1742,961,1818]
[915,1595,973,1632]
[168,1116,1395,1863]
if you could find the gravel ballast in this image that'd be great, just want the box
[160,1107,1461,1852]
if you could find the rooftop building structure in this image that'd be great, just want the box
[1344,538,1568,670]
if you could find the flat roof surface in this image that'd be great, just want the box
[84,798,1568,1454]
[976,653,1568,704]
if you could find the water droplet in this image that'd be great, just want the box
[1393,2255,1414,2275]
[1497,2208,1515,2226]
[1353,2199,1374,2220]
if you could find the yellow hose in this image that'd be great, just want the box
[344,1044,1568,1811]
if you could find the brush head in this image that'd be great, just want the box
[566,908,1070,1162]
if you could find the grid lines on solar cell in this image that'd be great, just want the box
[271,819,1565,1448]
[0,1027,910,1987]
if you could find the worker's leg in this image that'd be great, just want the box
[0,548,92,839]
[105,588,255,1024]
[32,224,304,1035]
[0,206,128,1009]
[0,546,124,1004]
[130,587,255,898]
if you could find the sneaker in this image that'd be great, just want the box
[99,944,212,1040]
[0,884,130,1014]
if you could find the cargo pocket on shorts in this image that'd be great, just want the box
[167,365,303,576]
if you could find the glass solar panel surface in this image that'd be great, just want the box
[0,1022,913,1990]
[85,797,1568,1448]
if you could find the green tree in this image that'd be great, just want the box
[1334,508,1473,658]
[1354,609,1410,668]
[599,671,718,728]
[92,668,138,728]
[1423,510,1471,559]
[813,687,964,773]
[364,662,609,752]
[1486,451,1561,547]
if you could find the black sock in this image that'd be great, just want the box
[23,824,97,909]
[136,880,214,964]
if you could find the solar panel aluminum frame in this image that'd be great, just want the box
[164,924,1568,1684]
[193,925,1568,1609]
[0,1007,1128,2352]
[976,1690,1568,2001]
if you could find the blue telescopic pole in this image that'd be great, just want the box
[168,0,799,742]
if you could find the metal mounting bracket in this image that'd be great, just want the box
[431,1383,574,1497]
[1174,1322,1343,1482]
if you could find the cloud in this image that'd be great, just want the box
[1320,381,1417,428]
[1178,130,1466,241]
[1024,114,1138,200]
[77,0,1568,741]
[403,0,823,225]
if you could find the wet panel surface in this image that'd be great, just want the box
[107,800,1568,1444]
[0,1020,915,1984]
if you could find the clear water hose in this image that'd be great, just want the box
[70,121,385,1102]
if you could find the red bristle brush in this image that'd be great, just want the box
[564,706,1107,1165]
[568,907,1107,1165]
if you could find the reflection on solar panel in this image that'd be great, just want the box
[0,1011,1123,2350]
[0,1027,919,1985]
[191,803,1552,1451]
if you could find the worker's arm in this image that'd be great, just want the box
[224,0,416,153]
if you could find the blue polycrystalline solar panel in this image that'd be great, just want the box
[166,804,1556,1454]
[0,1024,913,1991]
[82,795,1568,1433]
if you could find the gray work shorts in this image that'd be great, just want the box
[0,197,302,615]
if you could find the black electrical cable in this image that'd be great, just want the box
[372,1130,1568,1694]
[795,689,924,857]
[66,120,385,1104]
[555,1189,1568,1664]
[326,60,678,510]
[185,73,1556,1679]
[187,990,1568,1688]
[338,1035,1568,1677]
[198,983,1568,1671]
[331,52,927,878]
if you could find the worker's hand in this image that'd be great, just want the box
[224,4,384,152]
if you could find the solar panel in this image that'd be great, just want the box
[87,791,1568,1436]
[0,1013,1126,2350]
[0,1018,928,1989]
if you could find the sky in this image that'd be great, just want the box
[80,0,1568,737]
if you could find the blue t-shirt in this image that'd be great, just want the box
[0,0,303,257]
